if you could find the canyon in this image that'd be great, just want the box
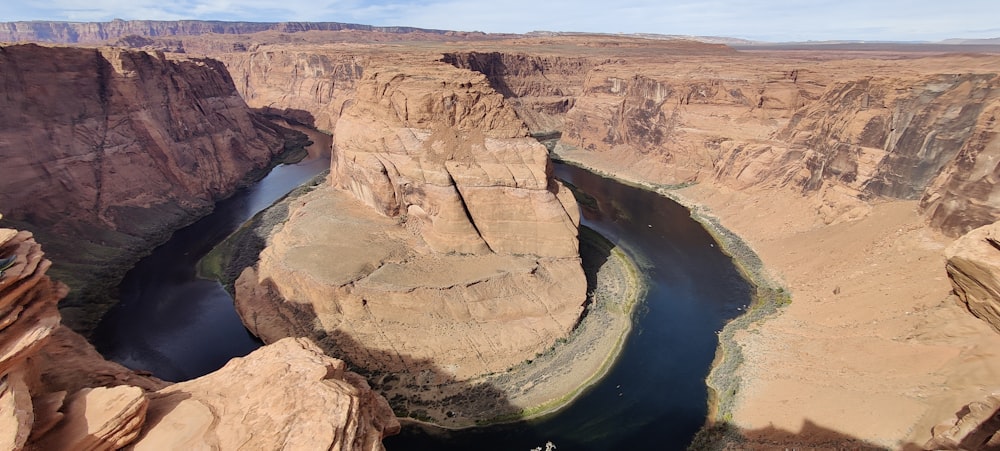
[2,21,1000,449]
[0,43,307,333]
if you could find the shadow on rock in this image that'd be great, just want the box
[255,106,318,129]
[692,419,925,450]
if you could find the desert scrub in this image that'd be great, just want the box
[678,200,790,450]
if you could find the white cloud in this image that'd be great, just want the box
[7,0,1000,42]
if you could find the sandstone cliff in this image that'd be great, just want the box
[0,20,451,45]
[547,55,1000,235]
[442,51,597,133]
[0,225,399,449]
[0,43,296,331]
[219,48,367,132]
[946,221,1000,334]
[234,61,586,420]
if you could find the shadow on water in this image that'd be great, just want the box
[91,114,330,382]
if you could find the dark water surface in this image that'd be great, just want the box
[385,164,752,450]
[92,149,751,448]
[91,127,331,381]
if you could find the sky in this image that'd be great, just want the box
[6,0,1000,42]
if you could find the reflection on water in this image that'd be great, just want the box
[91,127,331,382]
[385,163,751,450]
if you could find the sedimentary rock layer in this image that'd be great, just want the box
[0,44,290,330]
[0,20,451,44]
[0,226,399,450]
[556,56,1000,235]
[220,48,366,132]
[236,62,586,389]
[946,221,1000,333]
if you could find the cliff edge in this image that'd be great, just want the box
[0,225,399,450]
[0,43,295,332]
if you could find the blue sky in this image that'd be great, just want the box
[6,0,1000,42]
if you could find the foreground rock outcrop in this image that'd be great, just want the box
[134,337,399,450]
[926,393,1000,450]
[0,226,398,449]
[946,221,1000,334]
[235,61,586,420]
[0,43,296,331]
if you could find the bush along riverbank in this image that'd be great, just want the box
[549,150,790,449]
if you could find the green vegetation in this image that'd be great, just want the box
[549,155,790,450]
[197,171,328,291]
[676,200,791,450]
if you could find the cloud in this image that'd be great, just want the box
[7,0,1000,42]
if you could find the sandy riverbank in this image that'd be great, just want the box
[553,145,1000,449]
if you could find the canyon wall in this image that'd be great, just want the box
[0,43,296,331]
[0,226,398,449]
[441,51,597,133]
[946,221,1000,334]
[219,48,366,132]
[548,56,1000,235]
[0,20,451,44]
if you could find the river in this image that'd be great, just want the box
[384,164,751,449]
[92,139,750,448]
[91,125,331,381]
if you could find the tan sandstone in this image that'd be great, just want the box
[946,221,1000,334]
[0,225,398,450]
[132,337,399,450]
[235,60,587,422]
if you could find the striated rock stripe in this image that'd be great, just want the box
[946,221,1000,333]
[0,44,290,331]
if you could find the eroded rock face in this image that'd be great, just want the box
[333,63,580,257]
[946,221,1000,334]
[926,393,1000,450]
[442,52,596,133]
[0,44,290,331]
[556,58,1000,234]
[236,62,586,390]
[221,49,366,132]
[0,226,398,450]
[133,338,399,451]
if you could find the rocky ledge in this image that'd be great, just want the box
[0,226,399,450]
[946,221,1000,334]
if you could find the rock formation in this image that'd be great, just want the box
[946,221,1000,333]
[132,338,398,450]
[0,226,398,449]
[234,62,586,410]
[554,56,1000,235]
[441,52,597,133]
[926,393,1000,450]
[0,20,451,45]
[0,43,297,331]
[220,48,367,132]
